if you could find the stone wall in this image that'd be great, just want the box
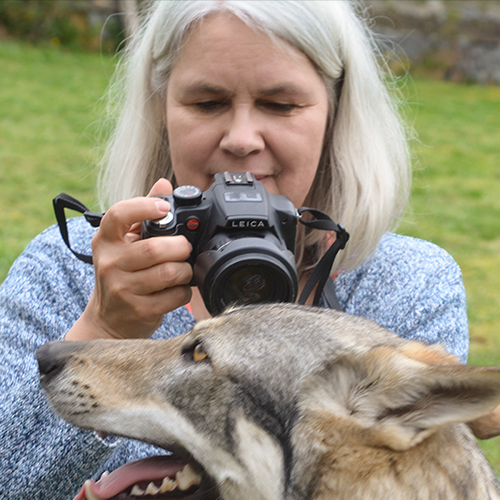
[365,0,500,84]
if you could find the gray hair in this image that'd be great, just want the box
[98,0,412,273]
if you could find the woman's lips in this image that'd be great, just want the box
[253,174,268,181]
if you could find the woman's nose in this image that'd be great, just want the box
[219,108,265,157]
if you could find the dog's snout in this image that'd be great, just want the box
[37,341,86,380]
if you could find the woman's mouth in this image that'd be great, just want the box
[252,174,268,181]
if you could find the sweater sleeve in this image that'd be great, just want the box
[0,221,187,499]
[0,222,122,498]
[336,233,469,363]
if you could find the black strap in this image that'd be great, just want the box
[321,275,342,311]
[53,193,103,264]
[297,207,349,307]
[53,194,349,309]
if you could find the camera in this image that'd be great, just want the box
[142,172,299,315]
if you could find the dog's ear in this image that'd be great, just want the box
[398,342,500,440]
[467,404,500,439]
[302,346,500,451]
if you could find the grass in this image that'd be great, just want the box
[0,40,112,275]
[397,79,500,469]
[1,41,500,468]
[398,79,500,364]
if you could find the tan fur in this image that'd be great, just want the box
[469,405,500,440]
[38,304,500,500]
[399,341,460,366]
[297,411,497,500]
[400,341,500,438]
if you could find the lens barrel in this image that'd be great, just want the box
[194,235,298,316]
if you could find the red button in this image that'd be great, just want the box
[186,218,200,230]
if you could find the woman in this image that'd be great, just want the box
[0,2,468,498]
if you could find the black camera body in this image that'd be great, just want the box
[142,172,299,315]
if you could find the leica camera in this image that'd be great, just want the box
[142,172,299,315]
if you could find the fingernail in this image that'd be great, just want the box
[155,200,170,214]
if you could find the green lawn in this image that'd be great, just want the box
[397,79,500,364]
[0,41,111,275]
[1,40,500,468]
[395,79,500,468]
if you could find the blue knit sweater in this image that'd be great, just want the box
[0,218,468,499]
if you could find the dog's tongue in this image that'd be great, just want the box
[73,456,187,500]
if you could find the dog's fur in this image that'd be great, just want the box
[38,304,500,499]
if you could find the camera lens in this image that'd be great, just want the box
[194,235,298,316]
[223,264,280,304]
[210,256,296,315]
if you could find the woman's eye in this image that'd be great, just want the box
[261,102,297,114]
[194,100,227,112]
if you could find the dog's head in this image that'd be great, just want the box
[38,304,500,500]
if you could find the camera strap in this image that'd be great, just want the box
[53,194,349,310]
[296,207,350,308]
[53,193,103,264]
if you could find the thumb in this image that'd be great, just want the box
[148,178,173,197]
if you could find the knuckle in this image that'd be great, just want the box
[178,236,194,259]
[141,238,165,262]
[179,285,192,305]
[140,236,192,264]
[163,235,192,261]
[90,231,102,251]
[95,257,114,281]
[157,263,178,284]
[106,280,129,303]
[100,203,124,228]
[94,250,122,280]
[166,285,192,308]
[157,262,189,286]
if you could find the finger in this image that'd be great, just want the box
[83,283,192,340]
[147,285,193,315]
[122,284,192,332]
[148,178,173,197]
[116,235,192,272]
[123,261,193,296]
[122,179,173,242]
[97,196,171,243]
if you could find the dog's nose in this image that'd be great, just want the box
[37,341,86,379]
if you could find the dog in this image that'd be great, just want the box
[38,304,500,500]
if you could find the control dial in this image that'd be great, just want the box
[173,185,203,206]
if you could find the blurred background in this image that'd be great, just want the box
[0,0,137,52]
[0,0,499,467]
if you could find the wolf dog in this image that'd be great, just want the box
[38,304,500,500]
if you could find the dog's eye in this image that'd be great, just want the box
[193,343,208,362]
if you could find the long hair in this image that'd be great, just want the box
[98,0,412,273]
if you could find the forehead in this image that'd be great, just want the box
[168,12,324,91]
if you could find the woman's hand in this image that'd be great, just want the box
[65,179,193,341]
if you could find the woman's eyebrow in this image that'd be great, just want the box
[256,83,310,98]
[179,82,311,99]
[180,83,229,98]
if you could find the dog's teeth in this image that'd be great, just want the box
[145,482,160,495]
[130,484,145,496]
[111,464,200,499]
[176,463,202,491]
[160,476,177,492]
[84,480,102,500]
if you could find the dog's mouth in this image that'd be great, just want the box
[72,456,206,500]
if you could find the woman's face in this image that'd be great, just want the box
[165,12,330,208]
